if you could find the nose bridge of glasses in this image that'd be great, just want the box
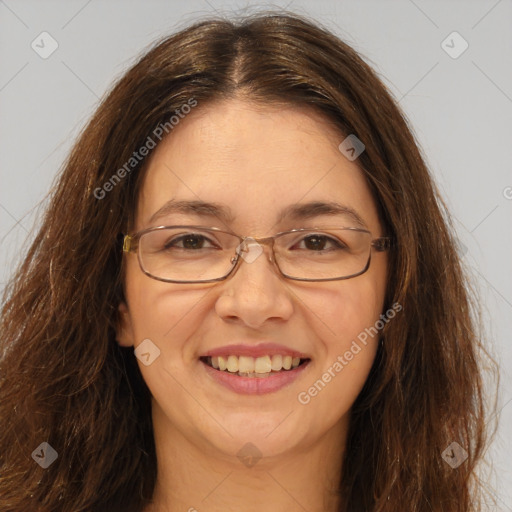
[234,234,276,265]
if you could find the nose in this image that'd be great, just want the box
[214,238,294,329]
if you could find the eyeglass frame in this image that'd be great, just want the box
[122,224,393,284]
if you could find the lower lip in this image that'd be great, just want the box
[201,359,311,395]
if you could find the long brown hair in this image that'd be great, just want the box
[0,11,498,512]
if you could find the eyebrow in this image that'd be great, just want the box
[148,199,368,229]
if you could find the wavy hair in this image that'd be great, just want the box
[0,11,498,512]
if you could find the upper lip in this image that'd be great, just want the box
[201,343,310,359]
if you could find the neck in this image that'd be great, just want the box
[144,404,347,512]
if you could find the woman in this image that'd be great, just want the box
[0,11,498,512]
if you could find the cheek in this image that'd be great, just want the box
[123,265,213,414]
[300,269,386,351]
[294,272,386,420]
[124,260,221,374]
[329,272,386,371]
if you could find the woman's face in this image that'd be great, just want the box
[117,98,388,462]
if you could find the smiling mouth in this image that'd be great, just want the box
[200,355,311,378]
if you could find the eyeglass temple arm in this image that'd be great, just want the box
[123,235,138,253]
[371,237,392,251]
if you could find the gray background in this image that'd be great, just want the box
[1,0,511,507]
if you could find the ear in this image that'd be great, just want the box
[115,301,135,347]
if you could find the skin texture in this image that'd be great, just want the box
[116,98,388,512]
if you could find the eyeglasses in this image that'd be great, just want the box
[122,225,392,283]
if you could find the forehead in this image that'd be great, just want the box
[135,98,381,234]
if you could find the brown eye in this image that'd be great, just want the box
[165,234,212,250]
[294,234,346,252]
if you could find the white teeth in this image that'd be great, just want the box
[238,356,254,373]
[226,355,238,373]
[206,354,306,374]
[271,354,282,371]
[254,355,272,374]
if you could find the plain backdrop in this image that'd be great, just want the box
[1,0,511,508]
